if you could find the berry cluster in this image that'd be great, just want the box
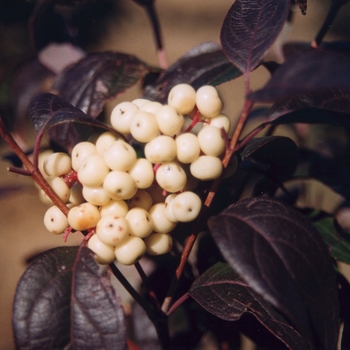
[40,84,237,266]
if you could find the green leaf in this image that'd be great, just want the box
[314,217,350,264]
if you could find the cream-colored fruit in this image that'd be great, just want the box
[155,162,187,193]
[103,171,138,200]
[197,125,225,157]
[68,202,101,231]
[43,152,72,176]
[172,191,202,222]
[149,202,177,233]
[190,155,223,181]
[144,233,173,255]
[168,83,196,115]
[129,189,153,211]
[100,199,129,218]
[103,140,137,172]
[128,158,154,189]
[110,101,139,135]
[130,111,159,143]
[82,186,110,206]
[71,142,97,171]
[155,105,184,136]
[114,236,146,265]
[175,133,200,164]
[196,85,223,118]
[87,234,116,264]
[125,207,154,238]
[77,154,110,187]
[96,215,129,246]
[43,205,69,234]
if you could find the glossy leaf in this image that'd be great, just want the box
[249,48,350,103]
[220,0,290,73]
[208,196,340,350]
[313,217,350,264]
[239,136,299,182]
[29,92,120,150]
[143,42,241,103]
[53,51,150,117]
[13,246,127,349]
[268,87,350,120]
[190,262,309,349]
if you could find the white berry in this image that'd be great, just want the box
[149,202,177,233]
[71,142,97,171]
[172,191,202,222]
[175,133,200,164]
[96,215,129,245]
[168,83,196,115]
[125,207,154,238]
[144,135,177,164]
[190,155,223,180]
[87,234,116,264]
[128,158,154,189]
[110,101,139,135]
[43,152,72,176]
[144,233,173,255]
[95,131,120,155]
[155,162,187,193]
[103,140,137,172]
[77,154,110,187]
[196,85,223,118]
[205,113,231,133]
[43,205,69,234]
[155,105,184,136]
[103,171,138,200]
[68,202,101,231]
[114,236,146,265]
[129,189,153,211]
[130,111,159,143]
[82,186,110,206]
[100,199,129,218]
[197,125,225,157]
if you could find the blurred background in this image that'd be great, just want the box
[1,0,350,349]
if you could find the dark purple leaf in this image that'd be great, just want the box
[29,92,121,150]
[208,196,340,350]
[249,48,350,103]
[13,246,127,350]
[143,42,241,103]
[239,136,299,182]
[53,52,150,118]
[220,0,290,73]
[296,0,307,15]
[270,108,350,127]
[190,262,309,349]
[268,87,350,120]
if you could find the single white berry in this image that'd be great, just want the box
[100,199,129,218]
[139,101,163,114]
[129,189,153,211]
[87,234,116,264]
[77,154,110,187]
[149,202,177,233]
[144,233,173,255]
[196,85,223,118]
[96,215,129,245]
[155,162,187,193]
[175,133,201,164]
[43,205,69,234]
[68,202,101,231]
[172,191,202,222]
[168,83,196,115]
[103,171,138,200]
[43,152,72,176]
[71,142,97,171]
[95,131,121,155]
[190,155,223,180]
[205,113,231,133]
[144,135,177,164]
[114,236,146,265]
[125,207,154,238]
[110,101,139,135]
[130,111,159,143]
[197,125,225,157]
[103,140,137,172]
[155,105,184,136]
[40,176,71,204]
[82,186,110,206]
[128,158,154,189]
